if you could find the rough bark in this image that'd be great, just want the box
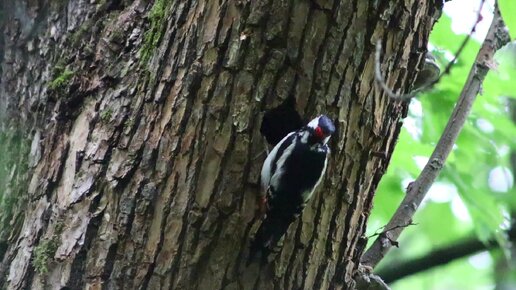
[0,0,440,289]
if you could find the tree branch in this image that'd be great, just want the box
[361,5,510,268]
[376,226,516,284]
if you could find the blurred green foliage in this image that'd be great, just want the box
[499,0,516,39]
[368,15,516,289]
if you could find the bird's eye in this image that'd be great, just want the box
[314,126,324,140]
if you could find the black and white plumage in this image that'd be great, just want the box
[249,115,335,264]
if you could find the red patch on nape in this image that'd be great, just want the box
[315,126,324,140]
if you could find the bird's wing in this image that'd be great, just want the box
[302,146,329,202]
[260,132,296,191]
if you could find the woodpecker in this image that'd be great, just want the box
[412,51,441,92]
[248,115,335,264]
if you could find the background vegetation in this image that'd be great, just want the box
[368,1,516,289]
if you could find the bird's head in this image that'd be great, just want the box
[306,115,335,145]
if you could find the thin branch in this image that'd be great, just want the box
[362,5,510,268]
[437,0,486,79]
[367,222,417,239]
[377,226,516,284]
[381,238,487,283]
[374,40,410,100]
[374,0,486,100]
[355,265,392,290]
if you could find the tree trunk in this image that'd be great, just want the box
[0,0,440,289]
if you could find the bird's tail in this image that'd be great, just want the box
[247,213,295,265]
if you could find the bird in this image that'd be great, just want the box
[248,114,335,265]
[412,51,440,92]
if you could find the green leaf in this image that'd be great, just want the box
[499,0,516,39]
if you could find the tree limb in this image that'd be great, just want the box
[376,226,516,284]
[361,4,510,268]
